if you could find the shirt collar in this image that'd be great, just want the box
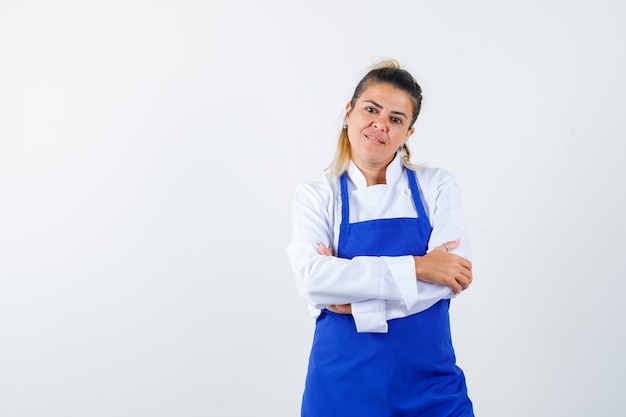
[347,152,404,189]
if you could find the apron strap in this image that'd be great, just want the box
[407,169,428,219]
[340,172,350,226]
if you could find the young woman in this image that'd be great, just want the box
[286,59,474,416]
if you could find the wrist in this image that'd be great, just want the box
[413,255,424,279]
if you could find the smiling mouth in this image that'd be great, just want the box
[365,134,384,144]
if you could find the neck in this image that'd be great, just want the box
[354,161,391,186]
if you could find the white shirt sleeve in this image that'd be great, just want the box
[420,167,473,261]
[285,181,419,311]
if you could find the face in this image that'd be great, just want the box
[345,83,415,170]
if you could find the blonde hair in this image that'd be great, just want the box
[326,59,423,177]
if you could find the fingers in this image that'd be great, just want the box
[433,238,461,253]
[438,240,473,291]
[455,265,473,292]
[451,259,472,292]
[327,304,352,314]
[458,274,471,291]
[418,247,473,293]
[445,239,461,251]
[318,242,333,256]
[447,280,461,294]
[448,273,471,294]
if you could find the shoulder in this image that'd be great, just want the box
[410,165,457,189]
[293,172,339,207]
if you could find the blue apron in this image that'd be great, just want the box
[301,169,473,417]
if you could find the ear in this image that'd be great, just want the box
[404,127,415,141]
[344,101,352,121]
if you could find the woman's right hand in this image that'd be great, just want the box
[413,239,473,294]
[317,242,353,314]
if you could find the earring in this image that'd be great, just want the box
[343,121,348,129]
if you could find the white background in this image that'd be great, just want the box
[1,1,625,416]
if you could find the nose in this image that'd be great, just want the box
[372,117,387,131]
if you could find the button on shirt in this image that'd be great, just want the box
[286,153,472,333]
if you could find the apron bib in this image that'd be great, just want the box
[301,169,473,417]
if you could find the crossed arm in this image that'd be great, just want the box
[287,168,473,324]
[322,239,472,314]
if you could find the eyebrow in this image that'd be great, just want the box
[364,100,408,120]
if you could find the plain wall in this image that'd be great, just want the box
[1,0,625,416]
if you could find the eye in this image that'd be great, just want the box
[391,117,402,124]
[365,107,377,113]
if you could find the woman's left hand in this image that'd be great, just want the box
[318,243,352,314]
